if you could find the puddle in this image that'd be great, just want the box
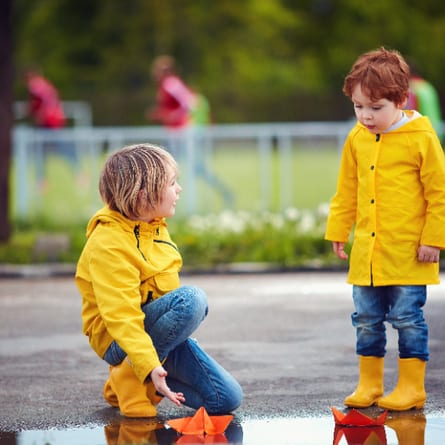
[1,413,444,444]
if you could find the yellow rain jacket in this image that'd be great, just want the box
[75,206,182,383]
[325,111,445,286]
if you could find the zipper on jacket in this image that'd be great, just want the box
[154,239,179,252]
[133,225,147,261]
[376,134,380,142]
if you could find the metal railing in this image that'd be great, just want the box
[12,121,354,221]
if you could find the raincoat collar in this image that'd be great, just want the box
[86,206,165,238]
[356,109,431,135]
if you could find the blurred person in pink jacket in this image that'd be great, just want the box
[25,68,79,190]
[146,55,233,208]
[146,55,196,129]
[26,69,66,129]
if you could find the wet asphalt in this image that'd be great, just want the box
[0,268,445,434]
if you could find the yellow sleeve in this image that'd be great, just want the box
[89,231,161,383]
[419,133,445,249]
[325,135,358,242]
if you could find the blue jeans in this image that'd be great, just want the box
[351,285,429,361]
[103,285,243,414]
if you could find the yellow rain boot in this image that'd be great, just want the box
[104,378,119,407]
[104,374,163,408]
[344,356,384,408]
[104,367,119,407]
[109,359,158,418]
[385,412,426,445]
[378,358,426,411]
[104,367,162,408]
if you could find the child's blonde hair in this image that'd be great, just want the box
[343,47,410,105]
[99,143,177,219]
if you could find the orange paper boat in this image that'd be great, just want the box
[331,406,387,427]
[166,407,234,435]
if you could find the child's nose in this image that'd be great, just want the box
[362,110,373,120]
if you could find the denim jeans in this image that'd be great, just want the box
[351,285,429,361]
[103,285,243,414]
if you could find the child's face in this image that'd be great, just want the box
[351,84,404,135]
[138,164,182,222]
[158,165,182,219]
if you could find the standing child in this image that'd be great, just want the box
[325,47,445,411]
[75,143,242,417]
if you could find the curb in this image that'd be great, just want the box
[0,262,348,279]
[0,263,76,279]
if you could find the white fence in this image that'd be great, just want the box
[12,120,355,223]
[14,100,93,127]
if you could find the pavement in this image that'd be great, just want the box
[1,268,445,435]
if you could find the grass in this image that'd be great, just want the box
[11,140,341,224]
[173,140,340,215]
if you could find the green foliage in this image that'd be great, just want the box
[172,208,337,268]
[0,208,342,269]
[13,1,445,124]
[0,231,36,264]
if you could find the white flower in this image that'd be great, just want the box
[317,202,330,218]
[299,210,316,233]
[284,207,300,221]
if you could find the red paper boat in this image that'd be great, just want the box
[331,406,387,427]
[167,406,234,435]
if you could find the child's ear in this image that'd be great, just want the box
[137,189,147,207]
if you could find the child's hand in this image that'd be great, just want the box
[149,365,185,406]
[332,241,348,260]
[417,245,440,263]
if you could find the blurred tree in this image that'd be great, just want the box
[12,0,445,125]
[0,0,13,241]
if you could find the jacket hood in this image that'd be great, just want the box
[86,206,165,238]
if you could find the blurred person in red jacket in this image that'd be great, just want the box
[146,55,233,208]
[26,69,66,129]
[25,69,79,191]
[146,55,196,129]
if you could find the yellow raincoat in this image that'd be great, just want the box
[75,206,182,383]
[325,111,445,286]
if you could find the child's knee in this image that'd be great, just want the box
[181,285,208,317]
[207,383,243,415]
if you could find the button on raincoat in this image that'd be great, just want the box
[75,206,182,383]
[325,111,445,286]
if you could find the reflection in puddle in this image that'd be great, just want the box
[1,412,444,444]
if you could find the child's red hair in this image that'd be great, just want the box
[343,47,410,105]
